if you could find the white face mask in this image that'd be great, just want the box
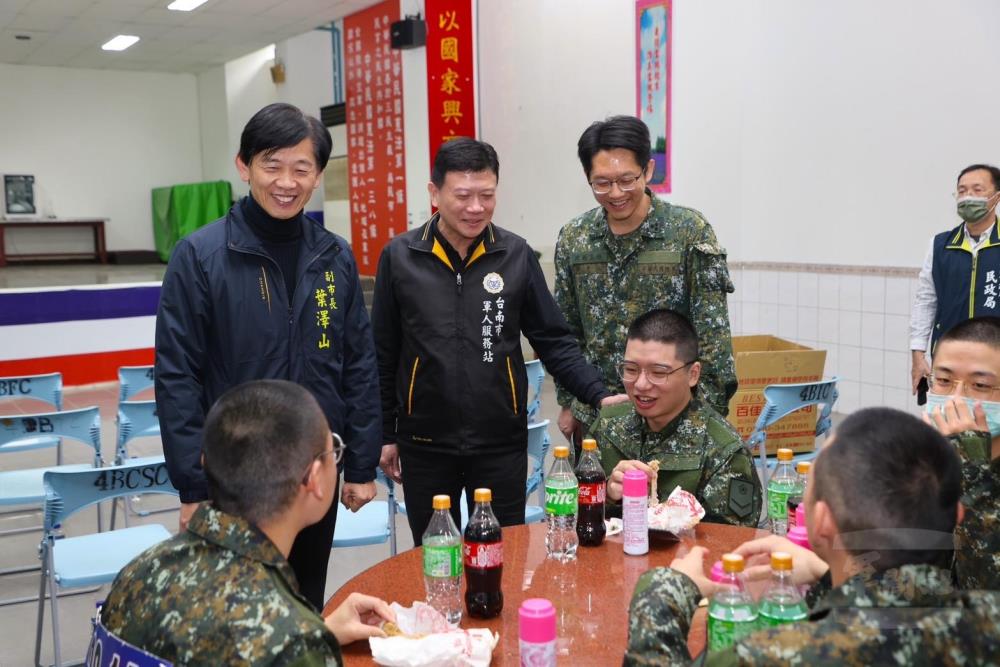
[925,393,1000,436]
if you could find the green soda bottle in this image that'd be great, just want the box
[758,552,808,626]
[767,448,797,535]
[707,553,758,651]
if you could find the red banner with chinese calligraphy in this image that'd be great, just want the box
[345,0,407,275]
[636,0,671,193]
[426,0,476,169]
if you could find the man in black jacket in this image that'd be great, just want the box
[155,103,381,608]
[373,138,624,543]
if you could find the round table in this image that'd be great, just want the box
[324,521,764,665]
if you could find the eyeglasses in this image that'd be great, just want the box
[301,432,345,485]
[926,374,1000,400]
[618,361,693,385]
[589,173,642,195]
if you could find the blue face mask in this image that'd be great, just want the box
[925,393,1000,437]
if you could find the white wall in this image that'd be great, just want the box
[479,0,1000,267]
[197,65,231,186]
[0,63,202,252]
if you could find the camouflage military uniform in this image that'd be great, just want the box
[554,192,737,429]
[101,504,341,666]
[626,564,1000,666]
[949,430,1000,590]
[589,397,761,526]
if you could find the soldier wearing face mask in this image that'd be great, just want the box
[911,164,1000,400]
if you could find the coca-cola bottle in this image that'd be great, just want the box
[575,437,606,546]
[464,487,503,618]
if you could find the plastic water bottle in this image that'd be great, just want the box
[519,598,557,666]
[707,553,758,651]
[767,448,797,535]
[787,504,811,550]
[785,461,811,529]
[622,469,649,556]
[422,494,463,624]
[758,552,809,626]
[545,445,579,562]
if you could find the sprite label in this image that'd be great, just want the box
[767,486,793,521]
[545,482,578,516]
[423,543,462,578]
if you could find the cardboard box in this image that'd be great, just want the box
[725,335,827,455]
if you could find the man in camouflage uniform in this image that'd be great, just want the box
[591,309,759,527]
[625,407,1000,665]
[920,316,1000,590]
[101,380,393,666]
[554,115,737,454]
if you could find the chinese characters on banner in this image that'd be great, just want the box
[425,0,476,169]
[635,0,672,193]
[344,0,408,274]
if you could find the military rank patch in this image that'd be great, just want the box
[728,478,755,519]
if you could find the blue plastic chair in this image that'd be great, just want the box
[524,360,545,423]
[113,400,172,527]
[0,372,63,459]
[87,610,173,667]
[332,467,398,556]
[117,365,155,403]
[35,457,177,667]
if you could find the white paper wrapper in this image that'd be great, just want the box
[370,602,499,667]
[647,486,705,533]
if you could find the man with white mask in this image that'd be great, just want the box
[911,164,1000,398]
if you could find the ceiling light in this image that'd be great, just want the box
[167,0,209,10]
[102,35,140,51]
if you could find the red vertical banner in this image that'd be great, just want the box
[345,0,408,275]
[425,0,476,169]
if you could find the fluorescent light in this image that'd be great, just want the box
[167,0,209,10]
[102,35,140,51]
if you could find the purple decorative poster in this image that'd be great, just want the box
[636,0,671,193]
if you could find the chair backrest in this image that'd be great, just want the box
[87,612,173,667]
[524,360,545,423]
[747,378,839,485]
[44,457,177,532]
[118,365,155,403]
[116,400,161,464]
[0,372,62,410]
[0,405,102,461]
[525,419,551,507]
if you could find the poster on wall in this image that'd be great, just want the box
[425,0,477,169]
[636,0,671,193]
[344,0,408,275]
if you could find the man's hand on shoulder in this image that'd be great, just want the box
[179,502,199,531]
[600,393,630,408]
[342,482,376,512]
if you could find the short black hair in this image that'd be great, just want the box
[238,103,332,170]
[938,316,1000,350]
[203,380,328,525]
[430,137,499,187]
[811,407,962,571]
[957,163,1000,191]
[626,309,699,363]
[577,115,651,178]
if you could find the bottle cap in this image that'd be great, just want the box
[582,438,598,451]
[721,553,745,573]
[796,461,811,474]
[553,445,570,459]
[473,488,492,503]
[622,469,648,498]
[770,552,793,570]
[432,494,451,510]
[709,560,726,583]
[777,448,794,461]
[519,598,556,643]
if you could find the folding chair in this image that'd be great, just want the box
[112,400,171,526]
[747,378,839,525]
[86,609,173,667]
[0,372,64,461]
[332,468,398,556]
[524,360,545,423]
[35,457,178,667]
[117,365,155,403]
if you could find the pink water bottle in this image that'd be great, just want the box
[519,598,556,666]
[787,504,811,550]
[622,469,649,555]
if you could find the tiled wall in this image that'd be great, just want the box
[728,263,921,417]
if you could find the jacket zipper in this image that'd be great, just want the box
[506,356,518,415]
[407,357,420,415]
[456,272,463,294]
[970,251,979,318]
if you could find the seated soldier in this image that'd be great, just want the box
[625,407,1000,665]
[922,316,1000,590]
[101,380,394,665]
[590,308,761,526]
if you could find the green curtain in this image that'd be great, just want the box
[152,180,232,261]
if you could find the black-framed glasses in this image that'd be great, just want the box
[589,173,642,195]
[926,374,1000,400]
[618,361,694,386]
[301,432,345,485]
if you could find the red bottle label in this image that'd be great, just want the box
[578,481,606,505]
[463,541,503,568]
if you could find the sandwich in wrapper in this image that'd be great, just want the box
[647,485,705,535]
